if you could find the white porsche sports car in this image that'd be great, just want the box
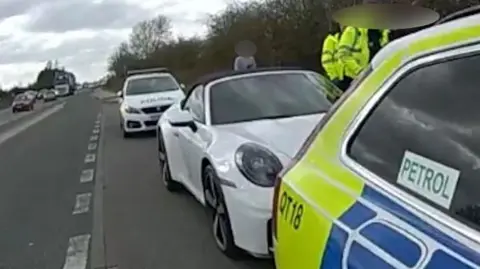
[156,67,335,258]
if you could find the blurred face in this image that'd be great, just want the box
[235,40,256,57]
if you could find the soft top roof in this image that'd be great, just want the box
[187,66,311,90]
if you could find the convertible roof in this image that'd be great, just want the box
[188,66,310,90]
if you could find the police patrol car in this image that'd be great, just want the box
[272,9,480,269]
[118,68,185,138]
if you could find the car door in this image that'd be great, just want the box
[176,85,210,200]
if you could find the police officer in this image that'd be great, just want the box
[321,23,341,82]
[337,1,390,89]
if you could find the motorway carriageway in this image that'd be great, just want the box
[0,89,274,269]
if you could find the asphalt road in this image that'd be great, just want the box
[0,90,274,269]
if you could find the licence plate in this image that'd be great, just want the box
[150,115,160,120]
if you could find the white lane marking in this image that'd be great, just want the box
[72,193,92,214]
[87,143,97,150]
[0,103,64,146]
[62,234,90,269]
[84,154,96,163]
[92,128,100,134]
[90,135,98,141]
[95,119,100,125]
[80,169,94,183]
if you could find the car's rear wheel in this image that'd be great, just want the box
[12,108,16,113]
[203,165,243,259]
[158,132,181,191]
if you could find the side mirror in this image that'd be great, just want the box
[180,83,186,89]
[169,109,197,132]
[116,91,123,97]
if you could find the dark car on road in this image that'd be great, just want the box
[11,94,35,113]
[43,90,57,102]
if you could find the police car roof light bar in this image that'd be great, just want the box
[126,67,170,77]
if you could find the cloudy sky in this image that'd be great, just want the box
[0,0,238,89]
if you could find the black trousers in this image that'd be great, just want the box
[333,77,353,92]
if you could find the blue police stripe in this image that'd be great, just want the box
[426,250,475,269]
[320,225,348,269]
[348,242,396,269]
[360,222,421,267]
[319,185,480,269]
[362,185,480,265]
[338,202,377,229]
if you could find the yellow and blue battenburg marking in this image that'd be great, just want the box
[320,185,480,269]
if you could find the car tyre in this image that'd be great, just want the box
[12,108,16,113]
[122,129,131,138]
[158,132,181,191]
[203,165,244,260]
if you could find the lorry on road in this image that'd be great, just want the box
[54,71,76,97]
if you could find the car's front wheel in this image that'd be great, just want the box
[158,131,181,191]
[203,165,243,259]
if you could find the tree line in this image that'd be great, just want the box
[106,0,479,91]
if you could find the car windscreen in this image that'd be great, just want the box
[209,72,333,125]
[14,95,29,101]
[125,76,179,96]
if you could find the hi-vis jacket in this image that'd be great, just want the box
[338,26,389,79]
[321,33,342,81]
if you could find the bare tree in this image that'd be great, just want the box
[128,15,172,59]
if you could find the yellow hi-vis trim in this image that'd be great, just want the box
[276,24,480,269]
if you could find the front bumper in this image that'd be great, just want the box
[12,104,31,111]
[222,183,273,257]
[121,112,162,133]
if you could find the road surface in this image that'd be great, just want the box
[0,90,274,269]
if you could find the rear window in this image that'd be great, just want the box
[125,76,179,96]
[209,72,333,125]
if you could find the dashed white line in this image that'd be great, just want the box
[80,169,94,183]
[90,135,99,141]
[84,154,96,163]
[72,193,92,214]
[87,143,97,150]
[92,128,100,134]
[62,234,91,269]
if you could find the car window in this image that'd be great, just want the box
[209,72,332,125]
[347,51,480,232]
[125,75,179,96]
[184,85,205,123]
[15,95,28,101]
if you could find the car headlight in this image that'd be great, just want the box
[235,143,283,187]
[122,105,141,114]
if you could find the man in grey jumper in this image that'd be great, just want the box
[233,40,257,71]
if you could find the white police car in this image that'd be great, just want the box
[118,68,185,138]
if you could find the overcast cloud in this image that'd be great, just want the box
[0,0,236,89]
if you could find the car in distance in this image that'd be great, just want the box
[43,90,57,102]
[156,67,335,258]
[12,94,35,113]
[272,12,480,269]
[118,67,185,138]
